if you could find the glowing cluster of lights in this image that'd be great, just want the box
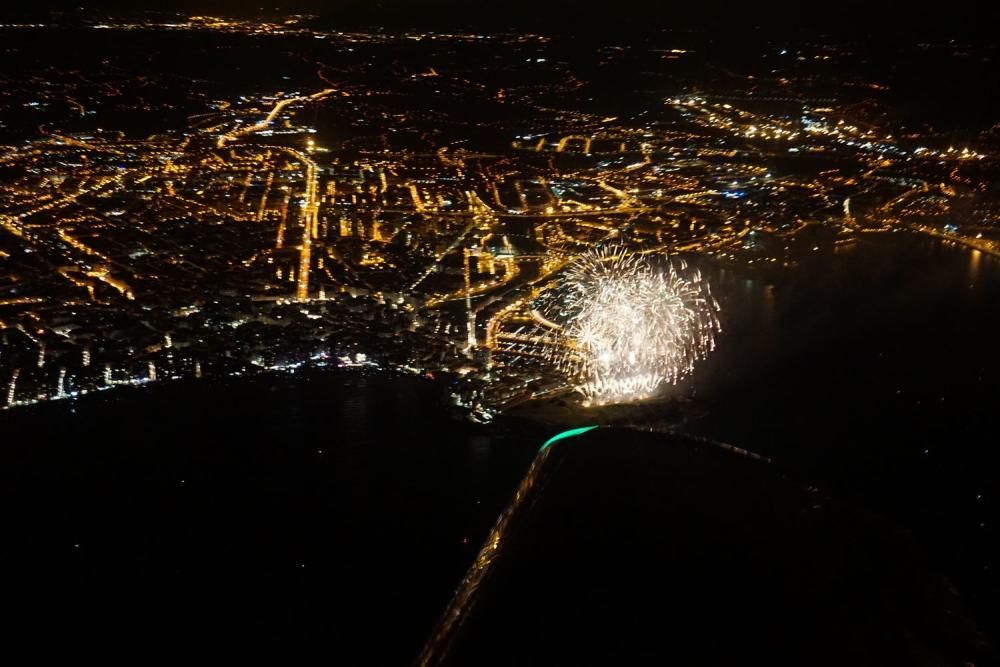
[552,247,721,405]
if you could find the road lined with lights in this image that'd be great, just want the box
[216,87,338,149]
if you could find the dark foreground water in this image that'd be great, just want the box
[2,231,999,661]
[0,372,544,663]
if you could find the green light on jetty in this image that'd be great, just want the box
[539,426,599,452]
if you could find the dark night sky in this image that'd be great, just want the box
[3,1,1000,39]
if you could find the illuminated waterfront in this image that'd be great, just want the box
[2,18,999,421]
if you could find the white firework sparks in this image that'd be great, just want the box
[553,246,721,405]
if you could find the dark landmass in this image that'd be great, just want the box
[427,426,997,666]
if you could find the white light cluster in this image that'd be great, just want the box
[555,247,721,405]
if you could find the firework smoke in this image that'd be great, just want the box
[554,247,721,405]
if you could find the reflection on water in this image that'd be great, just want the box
[684,232,1000,635]
[970,248,983,283]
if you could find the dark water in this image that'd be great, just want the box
[686,231,1000,636]
[2,231,999,660]
[0,372,544,663]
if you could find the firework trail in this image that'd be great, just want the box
[552,247,721,405]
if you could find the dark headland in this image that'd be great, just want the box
[421,426,996,666]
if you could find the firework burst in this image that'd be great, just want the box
[551,246,721,405]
